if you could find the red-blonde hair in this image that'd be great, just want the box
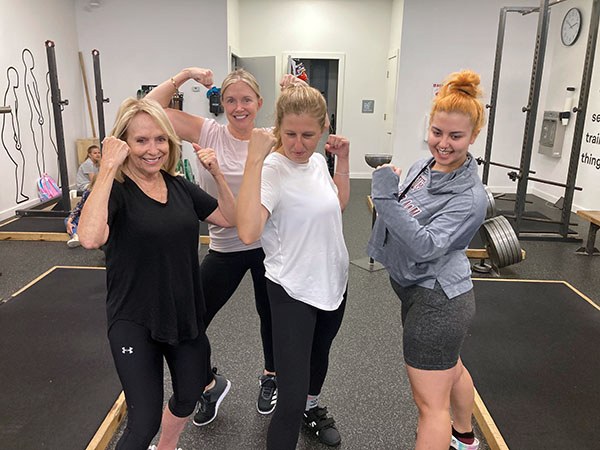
[431,70,486,136]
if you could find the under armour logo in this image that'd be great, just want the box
[121,347,134,354]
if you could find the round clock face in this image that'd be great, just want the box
[561,8,582,46]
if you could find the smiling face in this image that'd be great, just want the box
[124,112,169,179]
[222,80,262,139]
[428,111,477,173]
[278,113,324,164]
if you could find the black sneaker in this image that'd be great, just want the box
[256,374,277,414]
[302,405,341,446]
[192,368,231,426]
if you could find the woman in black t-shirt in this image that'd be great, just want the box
[78,97,235,450]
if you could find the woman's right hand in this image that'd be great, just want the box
[185,67,214,89]
[100,136,130,170]
[248,129,276,162]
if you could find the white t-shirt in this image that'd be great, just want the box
[198,119,266,252]
[260,152,349,311]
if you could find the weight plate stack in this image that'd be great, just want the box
[481,215,523,268]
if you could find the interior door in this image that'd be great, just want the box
[235,56,277,128]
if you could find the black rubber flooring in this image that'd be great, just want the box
[0,216,67,233]
[464,279,600,450]
[0,216,210,236]
[0,267,121,450]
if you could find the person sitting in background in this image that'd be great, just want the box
[64,188,91,248]
[76,144,101,191]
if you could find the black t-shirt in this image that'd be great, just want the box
[105,171,218,345]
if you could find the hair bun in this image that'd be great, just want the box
[439,70,481,98]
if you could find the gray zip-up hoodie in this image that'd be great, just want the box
[367,154,487,299]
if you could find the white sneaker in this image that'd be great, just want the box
[67,234,81,248]
[450,435,480,450]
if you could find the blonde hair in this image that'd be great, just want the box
[273,85,327,148]
[431,70,486,136]
[109,97,181,182]
[221,68,261,99]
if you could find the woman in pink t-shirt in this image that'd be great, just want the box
[147,68,277,424]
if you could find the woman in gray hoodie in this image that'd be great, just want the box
[368,70,487,450]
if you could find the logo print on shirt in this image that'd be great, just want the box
[401,199,422,217]
[122,347,134,354]
[411,175,427,192]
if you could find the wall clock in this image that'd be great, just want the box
[561,7,582,46]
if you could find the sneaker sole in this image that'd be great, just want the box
[256,399,276,415]
[192,379,231,427]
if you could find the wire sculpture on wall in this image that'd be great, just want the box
[1,67,29,204]
[22,48,46,177]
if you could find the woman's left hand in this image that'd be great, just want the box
[194,144,221,176]
[325,135,350,159]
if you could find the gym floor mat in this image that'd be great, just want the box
[0,266,122,450]
[0,217,69,242]
[465,279,599,450]
[0,216,67,233]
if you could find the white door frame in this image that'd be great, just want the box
[282,52,346,134]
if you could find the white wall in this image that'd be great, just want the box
[237,0,393,178]
[75,0,230,180]
[0,0,85,220]
[532,0,595,210]
[395,0,599,211]
[394,0,539,191]
[228,0,240,59]
[388,0,404,52]
[2,0,598,221]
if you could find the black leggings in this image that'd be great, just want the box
[265,280,346,450]
[200,248,274,380]
[108,320,209,450]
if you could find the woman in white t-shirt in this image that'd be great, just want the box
[146,68,276,424]
[237,84,350,449]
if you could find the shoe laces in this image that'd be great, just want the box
[198,392,211,412]
[260,376,276,398]
[305,406,336,430]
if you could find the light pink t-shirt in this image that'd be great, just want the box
[197,119,265,252]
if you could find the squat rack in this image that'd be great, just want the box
[92,49,109,146]
[15,40,71,217]
[481,0,600,240]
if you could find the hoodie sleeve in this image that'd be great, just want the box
[371,166,479,263]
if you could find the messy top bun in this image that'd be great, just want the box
[431,70,486,136]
